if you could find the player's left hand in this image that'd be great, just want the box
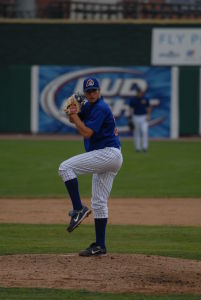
[64,95,80,115]
[128,116,135,131]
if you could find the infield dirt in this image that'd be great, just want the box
[0,198,201,295]
[1,198,201,226]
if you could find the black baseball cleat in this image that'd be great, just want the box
[79,243,107,257]
[67,206,91,233]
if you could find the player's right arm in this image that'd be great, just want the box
[69,114,94,139]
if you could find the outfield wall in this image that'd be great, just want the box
[0,66,31,133]
[0,21,200,136]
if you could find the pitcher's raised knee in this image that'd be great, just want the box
[58,161,76,182]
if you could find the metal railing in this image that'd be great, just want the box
[0,0,201,20]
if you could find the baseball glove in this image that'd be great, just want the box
[64,93,86,115]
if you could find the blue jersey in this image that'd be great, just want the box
[129,96,150,115]
[79,97,120,152]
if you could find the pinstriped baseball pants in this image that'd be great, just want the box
[58,147,123,218]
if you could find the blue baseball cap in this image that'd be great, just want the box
[83,77,100,92]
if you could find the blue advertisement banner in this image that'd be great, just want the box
[38,66,171,137]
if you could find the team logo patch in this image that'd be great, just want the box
[86,79,94,87]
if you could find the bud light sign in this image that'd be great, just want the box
[35,66,171,137]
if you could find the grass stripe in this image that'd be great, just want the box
[0,287,201,300]
[0,140,201,198]
[0,224,201,260]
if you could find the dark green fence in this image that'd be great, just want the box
[0,66,31,132]
[0,23,152,66]
[0,21,200,134]
[1,22,200,66]
[179,67,200,136]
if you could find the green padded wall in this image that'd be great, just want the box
[0,23,152,65]
[179,67,200,136]
[1,22,200,66]
[0,66,31,132]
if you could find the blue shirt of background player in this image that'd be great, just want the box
[78,96,120,152]
[129,96,150,115]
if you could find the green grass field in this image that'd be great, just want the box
[0,139,201,299]
[0,139,201,198]
[1,287,201,300]
[1,224,201,260]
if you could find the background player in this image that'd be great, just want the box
[129,85,152,152]
[58,77,123,256]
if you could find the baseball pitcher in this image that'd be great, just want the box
[58,77,123,256]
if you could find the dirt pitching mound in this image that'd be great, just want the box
[0,253,201,294]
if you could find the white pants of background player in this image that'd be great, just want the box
[133,115,148,151]
[58,147,123,219]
